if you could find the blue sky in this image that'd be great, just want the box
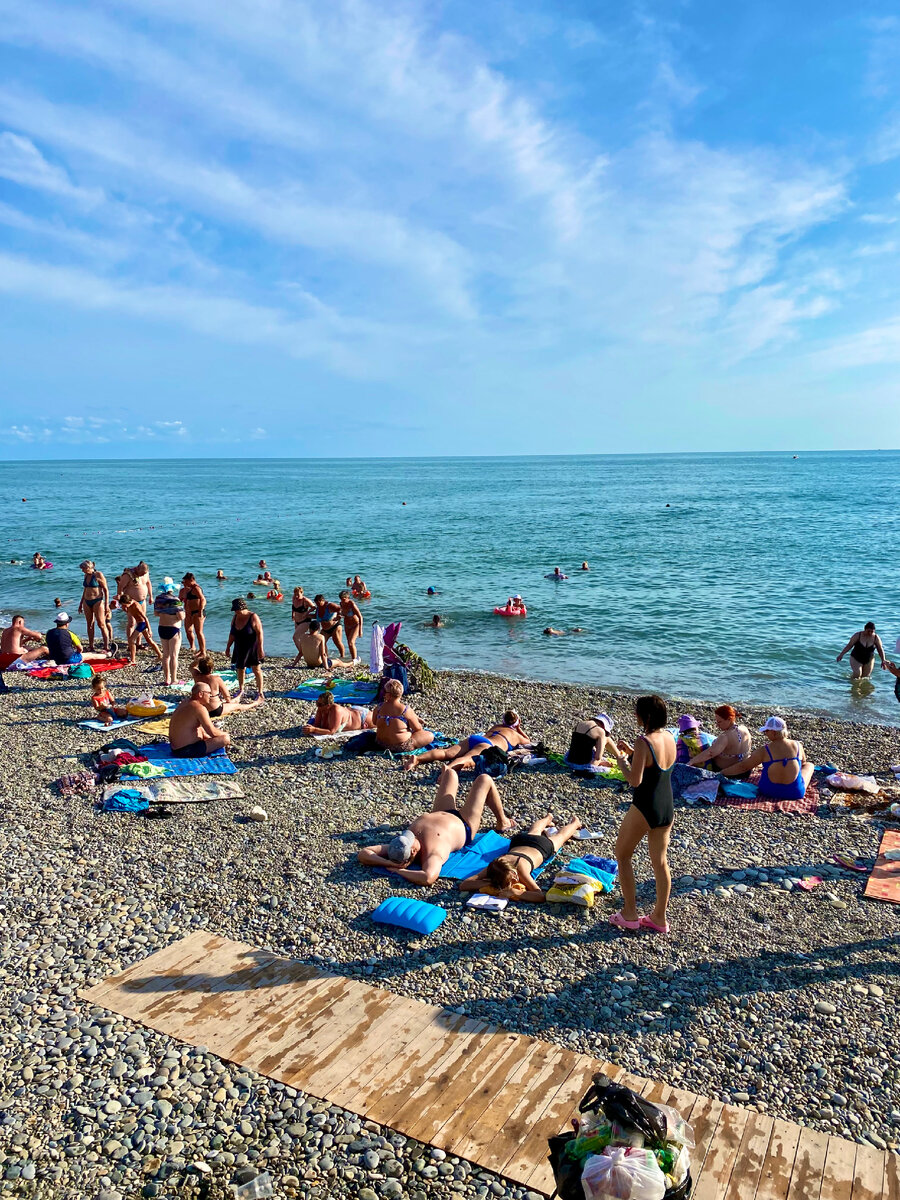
[2,0,900,458]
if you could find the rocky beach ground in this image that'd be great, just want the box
[1,657,899,1199]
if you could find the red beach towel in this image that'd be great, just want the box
[864,831,900,906]
[714,768,820,816]
[26,658,130,679]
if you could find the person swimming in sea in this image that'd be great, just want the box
[425,614,444,628]
[216,569,227,580]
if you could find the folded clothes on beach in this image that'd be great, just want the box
[561,857,617,892]
[287,679,379,704]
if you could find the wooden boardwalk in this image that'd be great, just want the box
[81,933,899,1198]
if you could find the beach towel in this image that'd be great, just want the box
[714,769,819,816]
[440,830,552,880]
[27,657,130,679]
[671,762,718,798]
[559,857,617,892]
[863,831,900,906]
[103,778,245,806]
[286,679,379,704]
[682,778,721,805]
[78,716,142,732]
[170,670,241,695]
[135,743,237,776]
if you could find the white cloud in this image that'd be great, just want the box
[0,130,102,205]
[813,315,900,369]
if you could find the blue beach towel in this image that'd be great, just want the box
[440,830,553,880]
[139,744,236,776]
[287,680,379,704]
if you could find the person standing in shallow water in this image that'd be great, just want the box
[609,694,676,935]
[837,622,886,679]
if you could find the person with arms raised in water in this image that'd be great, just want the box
[226,598,265,701]
[78,560,113,652]
[180,573,207,657]
[302,691,374,735]
[609,694,676,935]
[374,678,434,754]
[400,708,530,771]
[357,766,513,885]
[837,622,886,679]
[169,683,232,758]
[0,616,48,669]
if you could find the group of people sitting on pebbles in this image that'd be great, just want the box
[350,689,816,938]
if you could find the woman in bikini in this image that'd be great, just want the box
[458,815,583,901]
[301,691,373,736]
[688,704,752,773]
[609,694,677,935]
[154,580,184,685]
[78,560,113,652]
[837,622,886,679]
[722,715,814,799]
[289,587,316,666]
[373,678,434,753]
[314,594,345,659]
[400,709,532,771]
[339,590,364,663]
[180,573,207,657]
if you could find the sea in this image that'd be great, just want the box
[2,452,899,724]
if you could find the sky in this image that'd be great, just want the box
[2,0,900,458]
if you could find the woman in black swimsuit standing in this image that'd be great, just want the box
[226,598,265,701]
[837,622,886,679]
[609,694,676,935]
[289,586,316,666]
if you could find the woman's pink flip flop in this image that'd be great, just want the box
[638,915,670,934]
[609,911,641,932]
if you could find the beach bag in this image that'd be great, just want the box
[68,662,94,679]
[473,745,510,779]
[546,873,603,907]
[343,730,378,756]
[376,662,409,701]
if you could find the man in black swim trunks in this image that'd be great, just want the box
[357,766,513,886]
[168,684,232,759]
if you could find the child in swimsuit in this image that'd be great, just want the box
[90,676,128,726]
[457,815,582,900]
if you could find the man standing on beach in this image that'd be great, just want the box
[117,561,153,640]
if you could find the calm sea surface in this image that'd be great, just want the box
[2,453,899,723]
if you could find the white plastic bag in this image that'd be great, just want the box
[654,1103,695,1149]
[581,1148,666,1200]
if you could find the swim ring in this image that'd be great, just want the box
[545,573,568,580]
[267,591,284,601]
[126,699,167,718]
[494,604,527,617]
[353,589,372,599]
[31,562,53,570]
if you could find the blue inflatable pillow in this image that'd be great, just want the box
[371,896,447,935]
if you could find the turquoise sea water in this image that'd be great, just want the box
[1,453,899,723]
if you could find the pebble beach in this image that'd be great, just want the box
[2,658,899,1199]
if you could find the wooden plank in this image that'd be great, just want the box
[819,1135,857,1200]
[785,1127,829,1200]
[425,1033,541,1151]
[688,1095,725,1176]
[754,1119,802,1200]
[451,1039,567,1166]
[365,1021,497,1128]
[509,1056,598,1190]
[692,1104,750,1199]
[851,1144,886,1200]
[473,1044,581,1178]
[401,1029,522,1144]
[724,1112,774,1200]
[327,1007,468,1111]
[295,993,430,1096]
[884,1152,900,1200]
